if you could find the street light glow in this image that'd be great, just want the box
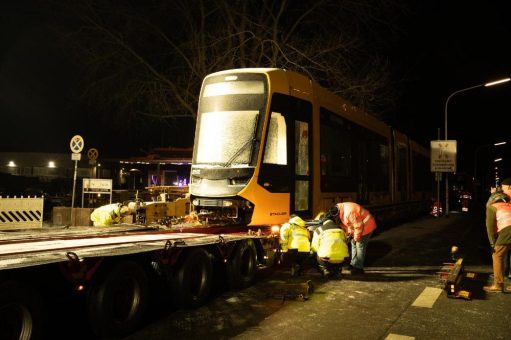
[484,78,511,87]
[444,77,510,215]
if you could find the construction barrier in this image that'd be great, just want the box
[0,196,44,229]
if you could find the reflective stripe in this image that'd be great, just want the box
[362,209,371,224]
[494,202,511,232]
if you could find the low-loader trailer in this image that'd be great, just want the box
[0,220,280,339]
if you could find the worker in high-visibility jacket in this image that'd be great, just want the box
[279,215,311,276]
[90,203,134,227]
[484,186,511,293]
[311,219,349,279]
[326,202,377,275]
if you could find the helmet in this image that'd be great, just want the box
[501,178,511,186]
[289,215,305,227]
[324,205,340,222]
[322,219,338,229]
[128,201,138,211]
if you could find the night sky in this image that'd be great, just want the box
[1,1,510,175]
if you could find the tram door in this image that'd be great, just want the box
[259,93,313,218]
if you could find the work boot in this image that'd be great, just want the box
[318,266,330,278]
[483,283,503,293]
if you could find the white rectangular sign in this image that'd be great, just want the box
[83,178,112,192]
[431,140,457,172]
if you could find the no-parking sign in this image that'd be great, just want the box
[70,135,85,153]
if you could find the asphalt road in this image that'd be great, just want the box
[119,208,511,340]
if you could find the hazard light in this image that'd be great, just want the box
[271,225,280,234]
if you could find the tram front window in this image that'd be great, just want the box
[195,110,258,166]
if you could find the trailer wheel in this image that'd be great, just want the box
[86,261,149,338]
[226,239,257,289]
[0,280,43,340]
[171,248,213,308]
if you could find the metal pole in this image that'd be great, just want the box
[444,84,484,217]
[71,159,78,226]
[444,79,509,213]
[436,128,441,217]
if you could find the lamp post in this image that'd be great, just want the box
[444,77,510,216]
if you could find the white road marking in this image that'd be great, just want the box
[411,286,443,308]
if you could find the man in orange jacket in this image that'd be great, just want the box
[484,179,511,292]
[325,202,377,275]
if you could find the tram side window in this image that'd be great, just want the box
[320,108,356,192]
[412,151,430,192]
[263,112,287,165]
[364,132,390,192]
[396,144,408,200]
[295,121,309,176]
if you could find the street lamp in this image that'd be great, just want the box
[444,77,510,216]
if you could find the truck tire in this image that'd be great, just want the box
[171,248,213,308]
[0,280,43,340]
[86,261,149,338]
[226,239,257,289]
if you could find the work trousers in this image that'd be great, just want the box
[350,232,373,270]
[492,244,511,285]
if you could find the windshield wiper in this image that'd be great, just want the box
[223,137,257,167]
[223,114,259,167]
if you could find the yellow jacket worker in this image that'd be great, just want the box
[280,215,310,276]
[90,203,133,227]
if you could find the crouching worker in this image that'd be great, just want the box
[90,202,135,227]
[311,219,349,279]
[280,215,311,276]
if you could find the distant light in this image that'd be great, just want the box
[7,161,16,167]
[494,141,507,146]
[48,161,56,168]
[494,158,503,163]
[485,78,511,87]
[98,163,101,167]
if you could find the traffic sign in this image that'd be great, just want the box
[87,148,99,160]
[431,140,457,172]
[70,135,85,153]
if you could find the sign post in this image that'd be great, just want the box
[70,135,85,225]
[87,148,99,178]
[431,140,457,216]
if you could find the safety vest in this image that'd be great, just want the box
[336,202,377,241]
[311,223,349,263]
[280,222,310,252]
[90,203,122,227]
[492,202,511,233]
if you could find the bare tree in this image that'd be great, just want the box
[49,0,409,142]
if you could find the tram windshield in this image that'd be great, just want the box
[194,74,268,167]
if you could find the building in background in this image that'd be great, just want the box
[0,147,192,209]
